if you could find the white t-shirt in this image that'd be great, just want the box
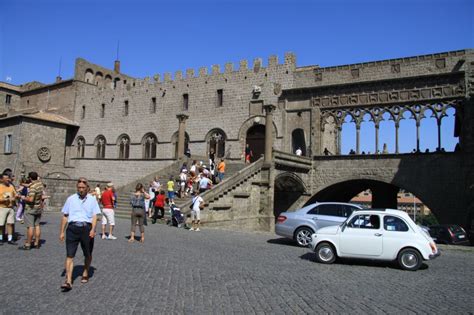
[295,149,302,156]
[192,196,204,211]
[199,177,211,189]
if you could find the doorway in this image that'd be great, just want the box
[246,124,265,162]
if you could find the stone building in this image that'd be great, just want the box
[1,49,473,232]
[2,50,472,186]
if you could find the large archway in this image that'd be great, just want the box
[273,173,306,218]
[305,179,399,208]
[246,124,265,162]
[303,179,439,225]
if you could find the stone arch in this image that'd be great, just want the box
[84,69,94,83]
[238,115,279,160]
[94,135,106,159]
[76,136,85,158]
[305,177,438,220]
[274,172,307,218]
[142,133,158,159]
[116,134,130,159]
[205,128,227,159]
[94,71,103,86]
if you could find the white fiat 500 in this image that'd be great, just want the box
[309,209,440,271]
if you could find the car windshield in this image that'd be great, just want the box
[449,226,464,234]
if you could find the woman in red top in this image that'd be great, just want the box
[152,191,166,224]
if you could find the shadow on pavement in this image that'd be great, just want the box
[267,238,298,247]
[299,252,429,271]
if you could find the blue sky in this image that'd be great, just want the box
[1,0,473,152]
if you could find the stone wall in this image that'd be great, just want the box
[71,53,296,162]
[294,50,470,89]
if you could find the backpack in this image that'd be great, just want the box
[130,194,145,208]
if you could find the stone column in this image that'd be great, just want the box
[263,104,276,165]
[356,124,361,154]
[395,122,399,154]
[176,114,189,158]
[437,119,442,151]
[416,120,420,152]
[375,123,379,154]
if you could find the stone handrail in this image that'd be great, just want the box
[180,157,265,213]
[273,149,312,169]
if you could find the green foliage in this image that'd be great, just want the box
[417,212,439,226]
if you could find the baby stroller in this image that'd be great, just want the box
[168,203,185,228]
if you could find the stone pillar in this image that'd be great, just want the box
[437,119,442,151]
[395,122,399,154]
[356,124,361,154]
[337,126,342,155]
[416,120,420,152]
[375,123,379,154]
[176,114,189,159]
[263,104,276,165]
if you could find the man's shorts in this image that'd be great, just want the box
[101,208,115,226]
[0,208,14,225]
[24,212,41,228]
[191,209,201,221]
[66,222,94,258]
[167,191,175,199]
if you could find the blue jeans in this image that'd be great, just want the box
[218,172,224,182]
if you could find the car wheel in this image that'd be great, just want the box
[397,248,422,271]
[294,227,314,247]
[315,242,336,264]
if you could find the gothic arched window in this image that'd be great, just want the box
[118,135,130,159]
[95,135,106,159]
[142,133,157,159]
[77,137,85,158]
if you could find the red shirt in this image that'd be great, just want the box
[154,194,165,207]
[101,189,114,208]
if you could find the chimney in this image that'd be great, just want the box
[55,76,62,83]
[114,60,120,73]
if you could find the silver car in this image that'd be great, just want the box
[275,202,364,246]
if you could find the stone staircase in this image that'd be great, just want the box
[113,157,246,219]
[175,158,268,231]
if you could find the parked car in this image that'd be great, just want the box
[428,224,470,246]
[309,209,440,271]
[275,202,363,247]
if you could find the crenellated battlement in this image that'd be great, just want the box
[129,52,297,85]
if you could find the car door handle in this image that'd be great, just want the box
[374,233,383,237]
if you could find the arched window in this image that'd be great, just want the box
[76,137,85,158]
[105,75,113,89]
[95,135,106,159]
[113,78,121,90]
[118,134,130,159]
[95,71,103,86]
[85,69,94,83]
[206,129,226,158]
[292,128,307,156]
[142,133,157,159]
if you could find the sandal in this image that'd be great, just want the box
[81,276,89,284]
[19,245,31,250]
[61,282,72,291]
[128,238,135,243]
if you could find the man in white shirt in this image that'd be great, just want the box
[190,190,204,231]
[295,147,302,156]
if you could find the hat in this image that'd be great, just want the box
[107,182,114,187]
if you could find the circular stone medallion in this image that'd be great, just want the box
[37,147,51,162]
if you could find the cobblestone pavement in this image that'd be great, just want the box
[1,213,473,314]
